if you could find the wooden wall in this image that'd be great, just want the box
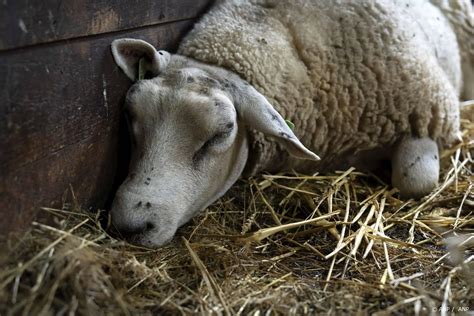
[0,0,213,236]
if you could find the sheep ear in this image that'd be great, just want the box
[111,38,171,81]
[232,82,320,161]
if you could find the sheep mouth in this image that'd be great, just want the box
[136,232,175,248]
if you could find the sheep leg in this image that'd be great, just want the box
[391,137,440,199]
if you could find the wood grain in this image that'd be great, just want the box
[0,0,212,51]
[0,18,201,236]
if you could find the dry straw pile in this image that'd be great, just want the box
[1,102,473,315]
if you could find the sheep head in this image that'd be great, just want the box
[109,38,319,247]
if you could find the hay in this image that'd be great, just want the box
[1,103,473,315]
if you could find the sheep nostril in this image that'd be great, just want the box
[145,222,155,232]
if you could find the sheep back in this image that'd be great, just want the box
[178,0,463,173]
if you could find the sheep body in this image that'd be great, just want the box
[178,0,471,174]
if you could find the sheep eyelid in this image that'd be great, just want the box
[192,129,233,165]
[201,122,235,149]
[207,130,232,146]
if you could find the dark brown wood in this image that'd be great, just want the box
[0,0,212,51]
[0,18,202,236]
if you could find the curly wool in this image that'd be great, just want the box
[178,0,471,174]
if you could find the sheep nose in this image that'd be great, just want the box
[110,199,158,241]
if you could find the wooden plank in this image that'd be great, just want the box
[0,19,198,236]
[0,0,212,51]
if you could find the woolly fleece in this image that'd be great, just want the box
[178,0,471,174]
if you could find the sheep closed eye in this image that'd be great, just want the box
[192,128,233,167]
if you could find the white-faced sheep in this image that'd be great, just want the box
[110,0,473,247]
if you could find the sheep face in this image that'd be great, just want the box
[109,39,319,247]
[110,74,249,247]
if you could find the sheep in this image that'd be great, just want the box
[109,0,473,247]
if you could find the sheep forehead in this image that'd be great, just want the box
[128,66,224,110]
[128,77,235,137]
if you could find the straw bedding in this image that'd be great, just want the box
[0,102,473,315]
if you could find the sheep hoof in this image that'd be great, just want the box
[391,137,440,199]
